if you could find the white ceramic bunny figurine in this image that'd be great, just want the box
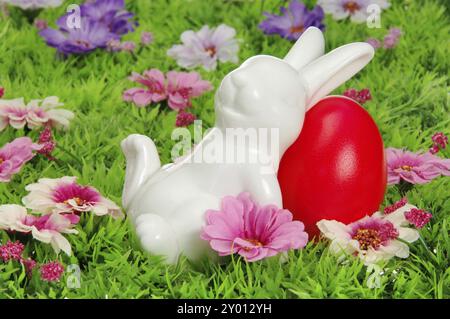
[121,27,374,263]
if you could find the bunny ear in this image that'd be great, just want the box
[284,27,325,71]
[300,42,374,110]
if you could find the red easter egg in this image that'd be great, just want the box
[278,96,387,238]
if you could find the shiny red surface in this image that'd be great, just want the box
[278,96,387,238]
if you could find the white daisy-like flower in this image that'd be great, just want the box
[318,0,390,23]
[317,203,419,265]
[22,176,124,219]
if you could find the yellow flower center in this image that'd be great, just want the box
[242,238,263,251]
[352,229,381,250]
[65,197,85,206]
[401,165,412,171]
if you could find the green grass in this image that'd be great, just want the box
[0,0,449,299]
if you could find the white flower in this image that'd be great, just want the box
[317,204,419,265]
[167,24,239,71]
[0,204,77,255]
[3,0,63,10]
[318,0,390,23]
[22,176,124,219]
[26,96,74,130]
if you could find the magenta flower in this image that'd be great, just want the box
[404,208,432,229]
[384,197,408,215]
[22,176,123,219]
[386,148,450,185]
[430,132,448,154]
[0,204,78,255]
[259,0,325,41]
[22,258,37,274]
[123,69,167,107]
[37,126,56,160]
[0,240,25,262]
[166,71,212,110]
[176,111,196,127]
[167,24,239,71]
[0,87,4,98]
[40,261,64,282]
[0,137,40,182]
[201,192,308,262]
[343,88,372,104]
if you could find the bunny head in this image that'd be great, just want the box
[214,27,375,154]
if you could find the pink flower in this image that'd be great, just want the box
[37,125,56,160]
[404,208,432,229]
[166,71,212,110]
[201,192,308,262]
[343,88,372,104]
[386,147,450,185]
[26,96,74,130]
[22,258,37,274]
[383,27,402,49]
[121,41,136,52]
[366,38,381,49]
[0,87,4,98]
[317,204,419,265]
[106,39,122,52]
[0,98,29,130]
[34,19,48,30]
[123,69,167,107]
[0,137,41,182]
[430,132,448,154]
[22,176,123,219]
[0,204,78,255]
[140,31,153,46]
[40,261,64,282]
[176,111,196,127]
[167,24,239,71]
[0,96,74,131]
[0,240,24,262]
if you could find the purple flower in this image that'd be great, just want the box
[318,0,390,23]
[40,0,136,55]
[383,27,402,49]
[167,24,239,71]
[40,20,117,55]
[259,0,325,41]
[386,147,450,185]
